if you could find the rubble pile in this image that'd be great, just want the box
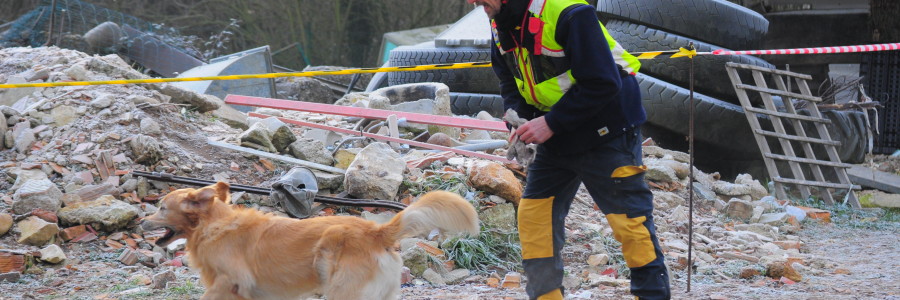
[0,46,852,298]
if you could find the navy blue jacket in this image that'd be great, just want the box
[492,4,646,155]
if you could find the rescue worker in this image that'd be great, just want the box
[466,0,671,299]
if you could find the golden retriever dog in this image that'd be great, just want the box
[141,182,479,300]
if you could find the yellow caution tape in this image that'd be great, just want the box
[0,46,706,90]
[0,62,493,89]
[634,47,698,60]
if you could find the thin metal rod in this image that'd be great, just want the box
[687,42,695,293]
[44,0,58,46]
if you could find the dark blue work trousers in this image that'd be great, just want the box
[517,128,670,300]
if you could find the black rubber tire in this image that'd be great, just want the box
[607,20,773,105]
[450,92,504,117]
[801,110,869,164]
[637,72,764,157]
[388,42,500,94]
[597,0,769,50]
[365,62,390,92]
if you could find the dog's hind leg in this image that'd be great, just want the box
[200,274,251,300]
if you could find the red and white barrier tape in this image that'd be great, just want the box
[711,42,900,56]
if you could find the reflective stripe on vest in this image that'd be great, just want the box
[492,0,641,111]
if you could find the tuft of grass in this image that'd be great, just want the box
[593,235,630,278]
[402,167,473,198]
[106,279,142,293]
[166,279,204,298]
[442,226,522,274]
[791,194,900,230]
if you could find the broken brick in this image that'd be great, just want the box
[60,225,87,241]
[117,249,138,266]
[0,253,25,273]
[500,272,521,289]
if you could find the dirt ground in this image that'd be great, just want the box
[1,206,897,300]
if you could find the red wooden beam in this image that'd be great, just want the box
[227,95,508,132]
[249,113,513,164]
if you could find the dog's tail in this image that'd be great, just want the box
[381,191,479,243]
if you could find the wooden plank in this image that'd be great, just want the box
[744,107,831,124]
[725,62,814,80]
[764,153,854,168]
[754,129,842,146]
[847,165,900,194]
[206,140,347,174]
[226,95,508,132]
[773,177,861,190]
[735,84,822,102]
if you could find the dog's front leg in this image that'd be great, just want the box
[200,275,249,300]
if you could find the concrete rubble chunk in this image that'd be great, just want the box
[334,148,361,169]
[467,161,522,204]
[344,142,405,200]
[288,138,333,166]
[38,244,67,264]
[12,178,63,214]
[57,195,140,231]
[725,199,754,221]
[127,95,160,106]
[0,112,6,149]
[50,105,78,127]
[423,268,446,285]
[75,183,117,203]
[587,254,610,266]
[750,206,765,223]
[444,269,471,285]
[303,128,342,146]
[759,212,790,226]
[89,94,114,109]
[713,181,752,196]
[0,77,39,108]
[239,122,277,153]
[11,168,49,192]
[645,160,679,183]
[130,134,163,165]
[0,213,13,236]
[478,203,517,233]
[210,104,248,129]
[158,84,221,113]
[0,271,21,283]
[152,270,176,289]
[259,117,297,153]
[140,118,162,136]
[14,126,35,154]
[735,174,769,200]
[17,216,59,246]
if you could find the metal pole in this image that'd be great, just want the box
[687,42,696,293]
[44,0,58,46]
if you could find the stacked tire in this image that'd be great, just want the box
[598,0,773,157]
[601,0,868,164]
[386,41,504,117]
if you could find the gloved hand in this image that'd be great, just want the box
[503,109,537,168]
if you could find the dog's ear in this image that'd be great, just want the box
[213,181,231,204]
[182,183,224,213]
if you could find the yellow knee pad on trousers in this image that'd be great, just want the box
[518,197,555,260]
[605,214,657,268]
[537,288,563,300]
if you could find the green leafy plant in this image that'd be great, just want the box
[442,227,522,274]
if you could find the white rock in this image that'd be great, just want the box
[39,244,67,264]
